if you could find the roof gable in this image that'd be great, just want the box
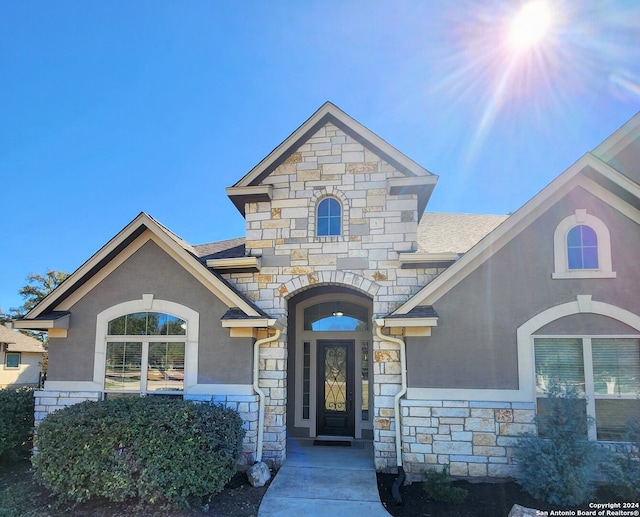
[0,326,45,352]
[395,151,640,314]
[16,213,265,329]
[226,102,437,216]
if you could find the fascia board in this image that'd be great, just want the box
[221,318,278,328]
[232,102,433,189]
[13,313,70,330]
[394,153,627,314]
[26,213,262,320]
[592,112,640,162]
[398,252,459,264]
[24,212,152,319]
[206,257,261,270]
[377,317,438,328]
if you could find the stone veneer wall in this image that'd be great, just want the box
[34,391,260,466]
[399,399,536,481]
[223,121,441,468]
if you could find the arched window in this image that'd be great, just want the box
[567,225,598,269]
[552,209,615,279]
[317,197,341,236]
[105,312,187,395]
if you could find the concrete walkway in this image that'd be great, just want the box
[258,438,391,517]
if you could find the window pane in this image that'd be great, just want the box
[592,339,640,395]
[534,338,585,394]
[108,316,127,335]
[567,226,582,247]
[147,342,185,392]
[595,399,640,441]
[5,352,20,368]
[567,247,583,269]
[537,397,588,438]
[329,216,341,235]
[108,313,186,336]
[105,342,142,390]
[318,199,330,216]
[581,226,597,246]
[164,315,187,335]
[317,217,329,236]
[126,313,148,335]
[304,302,368,331]
[361,341,369,421]
[582,247,598,269]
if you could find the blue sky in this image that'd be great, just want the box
[1,1,639,313]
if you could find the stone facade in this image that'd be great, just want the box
[223,121,439,468]
[400,399,536,481]
[34,390,261,466]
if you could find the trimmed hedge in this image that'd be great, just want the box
[32,396,245,508]
[0,386,35,463]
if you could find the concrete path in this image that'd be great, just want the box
[258,438,391,517]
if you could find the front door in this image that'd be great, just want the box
[317,340,355,436]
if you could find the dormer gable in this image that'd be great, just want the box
[226,102,438,218]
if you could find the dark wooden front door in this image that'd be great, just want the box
[317,340,355,436]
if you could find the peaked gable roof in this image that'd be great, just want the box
[0,326,45,353]
[15,213,267,330]
[395,150,640,314]
[226,101,438,216]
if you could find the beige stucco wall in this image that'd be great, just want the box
[0,351,43,387]
[47,240,252,385]
[407,185,640,388]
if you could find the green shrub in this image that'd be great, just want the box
[32,396,245,508]
[605,417,640,501]
[0,386,35,463]
[423,466,468,503]
[516,384,600,506]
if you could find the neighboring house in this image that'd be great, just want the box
[0,325,45,388]
[15,103,640,480]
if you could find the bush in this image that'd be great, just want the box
[423,466,468,503]
[32,396,245,508]
[0,386,35,463]
[605,417,640,501]
[516,384,600,506]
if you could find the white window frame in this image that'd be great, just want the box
[94,296,199,395]
[534,335,640,442]
[552,209,616,279]
[5,351,20,369]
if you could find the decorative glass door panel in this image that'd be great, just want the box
[317,340,354,436]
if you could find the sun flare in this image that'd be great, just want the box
[509,1,553,50]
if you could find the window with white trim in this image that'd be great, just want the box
[552,209,615,279]
[5,352,20,369]
[534,337,640,441]
[317,197,341,236]
[104,312,186,396]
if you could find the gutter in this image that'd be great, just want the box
[375,321,407,503]
[253,327,281,463]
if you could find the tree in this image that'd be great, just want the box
[8,270,70,320]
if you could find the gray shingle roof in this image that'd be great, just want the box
[0,326,45,353]
[417,212,508,254]
[190,212,508,262]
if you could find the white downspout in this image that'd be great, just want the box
[375,323,407,468]
[253,327,281,463]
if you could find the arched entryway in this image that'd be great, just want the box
[286,286,374,439]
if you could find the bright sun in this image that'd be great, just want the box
[509,1,553,51]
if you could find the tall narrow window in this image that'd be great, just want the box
[567,225,598,270]
[317,198,341,236]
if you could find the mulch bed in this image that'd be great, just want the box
[377,473,621,517]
